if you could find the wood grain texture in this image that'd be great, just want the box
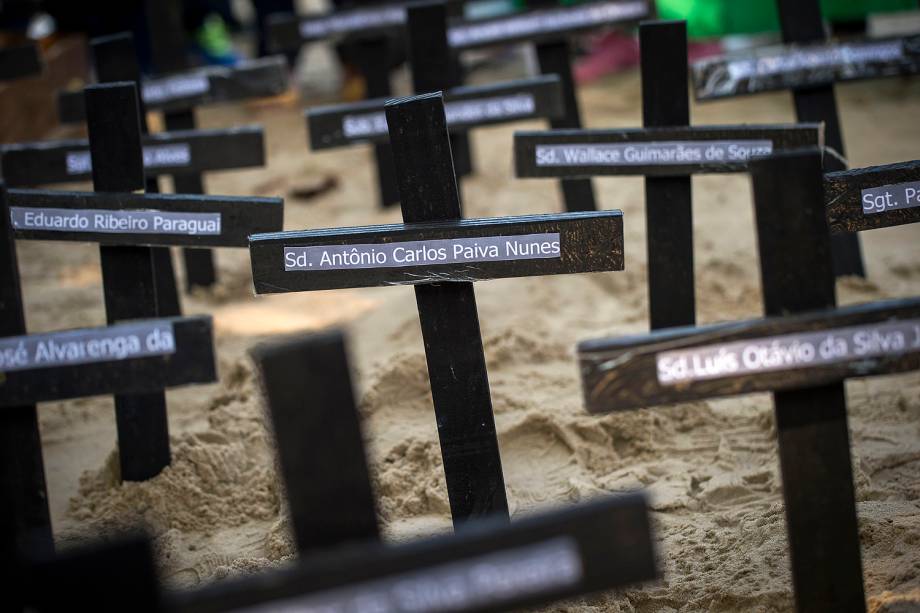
[825,159,920,233]
[168,493,657,613]
[8,189,283,248]
[57,56,289,123]
[514,124,822,178]
[0,316,216,408]
[691,34,920,101]
[249,211,623,293]
[1,126,265,186]
[579,297,920,412]
[251,331,380,554]
[307,75,564,149]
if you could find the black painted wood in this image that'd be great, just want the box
[753,150,865,613]
[58,56,289,123]
[0,184,54,562]
[308,75,565,149]
[85,82,172,482]
[579,296,920,411]
[1,126,265,186]
[0,44,42,81]
[23,536,161,613]
[250,211,622,293]
[92,33,182,320]
[169,493,657,613]
[777,0,865,279]
[407,1,473,184]
[354,36,401,208]
[446,0,650,50]
[691,34,920,100]
[0,316,216,408]
[267,3,409,50]
[251,330,380,554]
[825,159,920,233]
[514,124,821,177]
[641,20,693,330]
[147,0,221,290]
[390,91,506,524]
[536,39,597,212]
[8,188,282,247]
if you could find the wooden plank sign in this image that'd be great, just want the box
[22,493,657,613]
[515,124,821,178]
[268,3,408,50]
[825,159,920,233]
[170,494,657,613]
[8,188,282,248]
[580,297,920,412]
[692,34,920,101]
[446,0,649,50]
[0,315,217,408]
[250,92,625,526]
[580,149,868,611]
[251,212,621,293]
[1,126,265,186]
[0,44,42,81]
[57,56,289,123]
[308,75,564,149]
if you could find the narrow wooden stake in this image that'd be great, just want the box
[406,1,473,186]
[776,0,865,278]
[354,36,402,208]
[640,20,694,330]
[146,0,220,290]
[86,82,172,482]
[535,38,597,212]
[0,183,54,561]
[251,331,380,554]
[387,92,509,524]
[92,33,182,317]
[751,150,865,613]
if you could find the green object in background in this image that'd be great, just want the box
[656,0,919,38]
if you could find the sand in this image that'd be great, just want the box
[18,62,920,612]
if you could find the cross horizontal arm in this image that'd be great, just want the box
[0,315,216,408]
[249,211,623,293]
[447,0,649,50]
[58,57,289,123]
[308,75,564,150]
[579,296,920,413]
[7,188,282,247]
[692,34,920,101]
[2,126,265,186]
[825,159,920,233]
[514,123,822,178]
[167,493,657,613]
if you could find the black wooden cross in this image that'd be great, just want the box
[60,31,283,294]
[5,81,280,485]
[691,1,920,278]
[250,91,624,525]
[18,329,657,613]
[0,181,218,566]
[824,158,920,233]
[515,20,822,331]
[0,43,41,81]
[579,148,878,612]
